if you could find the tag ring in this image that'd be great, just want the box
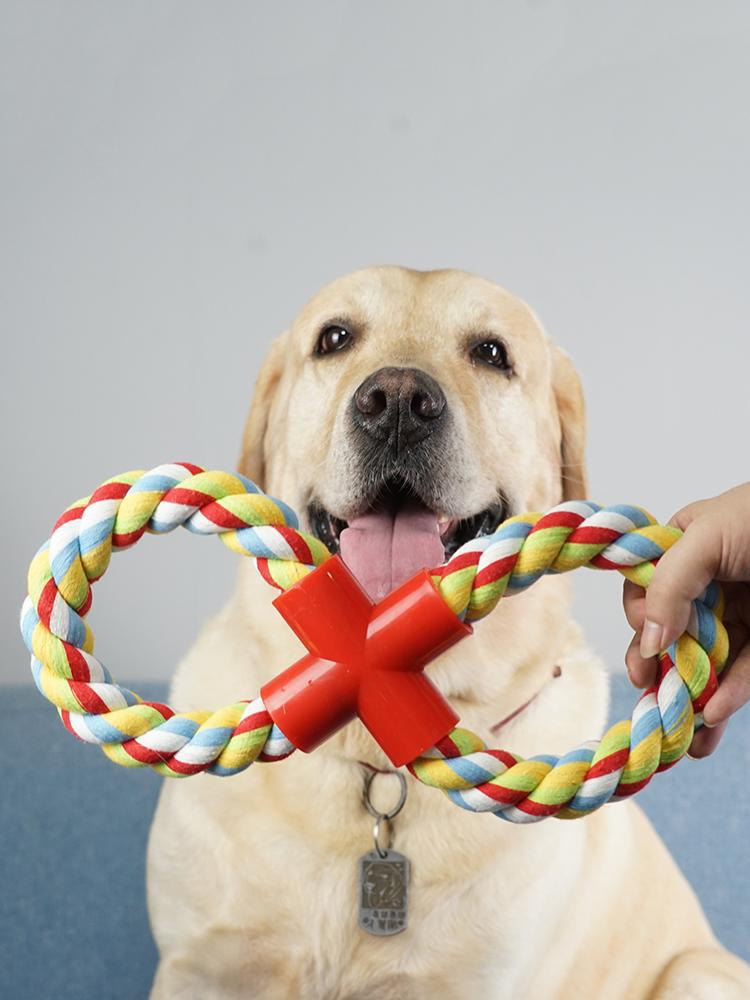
[372,817,391,858]
[363,770,407,820]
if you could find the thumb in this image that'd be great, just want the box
[640,520,720,657]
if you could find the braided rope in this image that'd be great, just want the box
[20,463,328,777]
[414,501,727,821]
[20,466,727,821]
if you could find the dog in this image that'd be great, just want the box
[147,267,750,998]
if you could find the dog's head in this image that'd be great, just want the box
[239,267,586,600]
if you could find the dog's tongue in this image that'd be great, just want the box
[339,501,444,602]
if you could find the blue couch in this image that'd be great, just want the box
[2,678,748,999]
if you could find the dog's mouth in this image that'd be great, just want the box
[308,478,505,602]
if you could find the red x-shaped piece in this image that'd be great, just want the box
[260,555,472,766]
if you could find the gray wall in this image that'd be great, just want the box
[3,1,749,685]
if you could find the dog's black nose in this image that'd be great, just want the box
[352,367,447,449]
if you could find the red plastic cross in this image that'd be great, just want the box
[260,555,472,766]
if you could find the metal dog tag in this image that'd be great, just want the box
[358,848,410,936]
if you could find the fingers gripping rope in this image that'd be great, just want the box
[20,469,727,821]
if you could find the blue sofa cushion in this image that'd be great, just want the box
[1,677,747,1000]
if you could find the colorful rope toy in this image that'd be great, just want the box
[20,462,728,823]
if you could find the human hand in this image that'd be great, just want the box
[623,483,750,758]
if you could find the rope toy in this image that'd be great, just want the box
[20,462,728,823]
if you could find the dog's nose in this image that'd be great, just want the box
[352,367,447,449]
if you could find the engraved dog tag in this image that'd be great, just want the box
[358,849,410,936]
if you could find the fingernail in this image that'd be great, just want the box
[640,620,663,659]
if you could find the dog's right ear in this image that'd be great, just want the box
[551,345,588,501]
[237,330,289,489]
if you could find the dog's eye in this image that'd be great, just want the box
[470,339,511,371]
[316,325,353,356]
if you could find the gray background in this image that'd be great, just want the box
[3,1,749,687]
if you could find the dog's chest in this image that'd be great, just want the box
[242,804,572,1000]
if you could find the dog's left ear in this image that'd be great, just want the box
[552,346,588,501]
[237,330,289,489]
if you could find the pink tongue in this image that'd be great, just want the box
[339,501,444,602]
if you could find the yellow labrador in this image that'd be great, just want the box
[148,267,749,999]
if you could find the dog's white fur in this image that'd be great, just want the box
[148,268,750,998]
